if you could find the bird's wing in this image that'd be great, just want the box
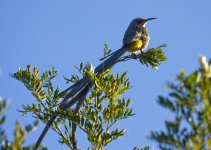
[123,26,140,45]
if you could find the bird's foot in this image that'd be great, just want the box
[131,53,138,59]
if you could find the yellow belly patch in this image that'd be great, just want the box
[126,40,143,52]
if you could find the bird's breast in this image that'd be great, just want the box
[126,40,143,52]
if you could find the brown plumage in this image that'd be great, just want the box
[123,18,155,51]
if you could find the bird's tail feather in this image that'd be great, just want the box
[100,49,120,61]
[96,47,127,73]
[35,115,57,149]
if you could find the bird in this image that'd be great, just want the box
[35,17,156,149]
[123,18,156,51]
[100,17,156,61]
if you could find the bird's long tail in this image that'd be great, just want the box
[35,47,127,149]
[34,115,57,149]
[99,49,120,61]
[58,47,127,109]
[96,47,127,73]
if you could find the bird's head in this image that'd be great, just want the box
[131,17,157,27]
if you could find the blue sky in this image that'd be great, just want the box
[0,1,210,149]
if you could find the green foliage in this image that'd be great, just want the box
[138,44,167,69]
[10,65,57,101]
[11,44,167,149]
[119,44,167,70]
[103,42,111,58]
[0,97,9,149]
[150,55,211,150]
[10,65,64,123]
[13,63,134,149]
[62,70,134,150]
[0,97,40,150]
[13,121,27,149]
[81,69,133,149]
[0,98,8,127]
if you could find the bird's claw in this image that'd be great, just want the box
[131,53,138,59]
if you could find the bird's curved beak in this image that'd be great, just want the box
[145,18,157,22]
